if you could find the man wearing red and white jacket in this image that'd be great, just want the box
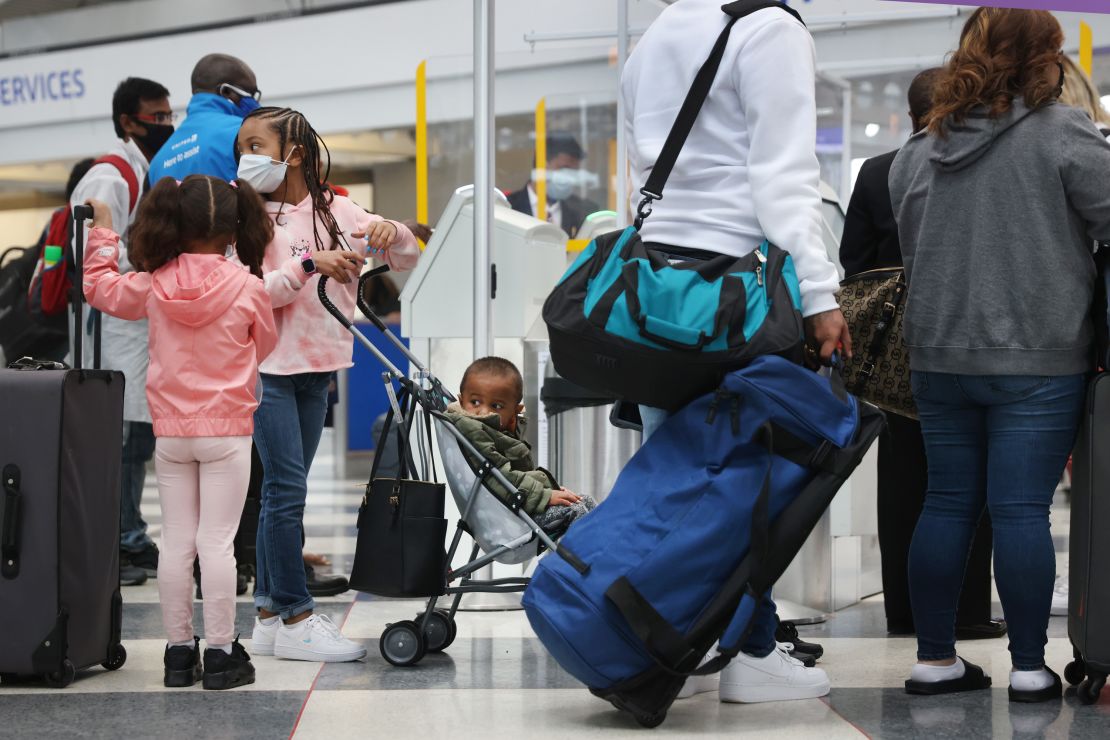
[622,0,849,705]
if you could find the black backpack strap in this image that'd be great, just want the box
[635,0,805,229]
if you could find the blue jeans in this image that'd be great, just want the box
[640,406,778,658]
[253,372,332,619]
[120,421,156,553]
[908,372,1085,670]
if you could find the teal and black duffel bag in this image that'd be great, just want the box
[541,0,808,412]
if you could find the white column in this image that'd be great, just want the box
[473,0,495,359]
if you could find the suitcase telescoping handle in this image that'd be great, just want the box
[71,204,101,371]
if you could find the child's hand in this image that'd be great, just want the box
[313,250,365,284]
[352,221,398,256]
[549,488,582,507]
[85,199,113,231]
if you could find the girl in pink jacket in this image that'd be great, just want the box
[82,175,278,691]
[234,106,420,663]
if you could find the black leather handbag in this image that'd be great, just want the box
[349,392,447,598]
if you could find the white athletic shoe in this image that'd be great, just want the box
[251,617,278,657]
[676,671,720,699]
[1051,575,1069,617]
[719,643,830,704]
[274,614,366,662]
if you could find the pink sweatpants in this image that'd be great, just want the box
[155,436,251,646]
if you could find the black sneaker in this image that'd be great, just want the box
[129,543,159,578]
[120,554,148,587]
[202,640,256,691]
[164,637,202,687]
[776,618,824,662]
[306,564,350,597]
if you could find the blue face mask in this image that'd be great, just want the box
[236,97,260,117]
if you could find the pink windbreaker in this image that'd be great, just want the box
[258,194,419,376]
[82,227,278,437]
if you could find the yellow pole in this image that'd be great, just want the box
[1080,21,1093,78]
[415,60,429,245]
[535,98,547,224]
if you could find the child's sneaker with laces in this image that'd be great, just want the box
[163,636,202,688]
[274,614,366,662]
[251,616,279,656]
[202,640,256,691]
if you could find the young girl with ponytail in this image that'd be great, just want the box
[82,175,278,690]
[234,107,419,663]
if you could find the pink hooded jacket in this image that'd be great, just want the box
[258,194,419,376]
[83,226,278,438]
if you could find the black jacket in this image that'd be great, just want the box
[507,185,599,239]
[839,150,902,277]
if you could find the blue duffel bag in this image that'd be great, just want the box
[522,355,885,727]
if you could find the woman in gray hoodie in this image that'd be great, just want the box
[889,7,1110,703]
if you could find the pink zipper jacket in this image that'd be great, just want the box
[259,194,419,376]
[83,226,278,437]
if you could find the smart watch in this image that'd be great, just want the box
[300,253,317,275]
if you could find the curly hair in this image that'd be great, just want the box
[129,175,273,277]
[237,106,346,252]
[928,8,1064,137]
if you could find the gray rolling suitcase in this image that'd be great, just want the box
[0,205,127,687]
[1066,371,1110,704]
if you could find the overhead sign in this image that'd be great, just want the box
[888,1,1110,12]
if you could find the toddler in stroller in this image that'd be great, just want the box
[445,357,597,536]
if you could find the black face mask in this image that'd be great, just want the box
[133,122,175,155]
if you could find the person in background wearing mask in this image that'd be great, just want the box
[508,132,601,239]
[147,53,261,185]
[69,76,174,587]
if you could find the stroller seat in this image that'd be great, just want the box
[432,416,542,565]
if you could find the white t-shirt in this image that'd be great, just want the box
[621,1,839,317]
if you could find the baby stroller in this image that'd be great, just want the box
[318,270,589,666]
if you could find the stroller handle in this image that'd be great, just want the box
[318,274,405,379]
[354,267,434,378]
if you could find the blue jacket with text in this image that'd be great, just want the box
[148,93,244,186]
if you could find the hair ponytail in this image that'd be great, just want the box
[129,176,184,273]
[232,179,273,278]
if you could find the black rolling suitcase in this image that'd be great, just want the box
[0,205,127,687]
[1067,371,1110,703]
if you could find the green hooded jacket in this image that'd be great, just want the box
[443,403,556,515]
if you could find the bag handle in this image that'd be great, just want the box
[849,272,907,395]
[634,0,805,229]
[619,262,745,352]
[2,465,22,580]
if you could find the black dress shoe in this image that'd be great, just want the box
[164,636,202,688]
[202,640,255,691]
[120,555,148,587]
[775,618,823,662]
[956,619,1007,641]
[305,564,349,597]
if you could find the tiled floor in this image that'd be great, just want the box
[2,436,1105,739]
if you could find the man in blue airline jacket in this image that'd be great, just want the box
[148,53,260,186]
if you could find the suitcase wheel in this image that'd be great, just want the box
[43,660,76,689]
[380,620,426,667]
[1079,673,1106,706]
[102,643,127,672]
[1065,659,1086,687]
[416,610,456,653]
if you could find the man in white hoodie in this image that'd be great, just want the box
[622,0,849,704]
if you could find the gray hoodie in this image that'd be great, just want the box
[889,101,1110,376]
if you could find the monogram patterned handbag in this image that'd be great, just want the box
[837,267,917,419]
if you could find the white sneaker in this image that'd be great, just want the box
[274,614,367,662]
[719,643,830,704]
[1051,575,1069,617]
[676,672,719,699]
[251,617,279,656]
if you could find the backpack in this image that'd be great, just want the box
[0,237,68,365]
[27,155,139,319]
[522,356,885,727]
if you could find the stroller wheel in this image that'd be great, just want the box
[418,610,456,653]
[380,621,426,667]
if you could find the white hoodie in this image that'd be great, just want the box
[622,0,839,317]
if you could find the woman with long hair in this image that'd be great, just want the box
[890,8,1110,702]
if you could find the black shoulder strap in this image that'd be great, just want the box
[635,0,805,229]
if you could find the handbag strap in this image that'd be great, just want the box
[634,0,805,229]
[851,272,907,394]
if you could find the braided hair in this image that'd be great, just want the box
[239,106,347,251]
